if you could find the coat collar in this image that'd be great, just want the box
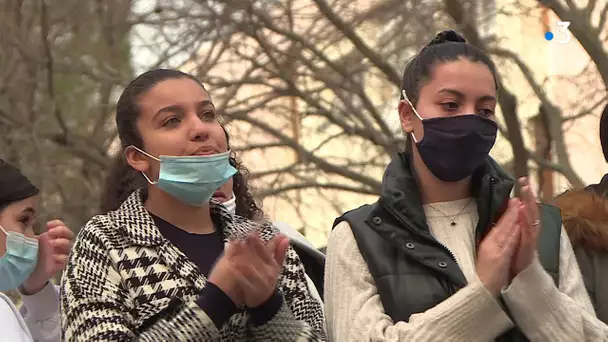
[554,187,608,251]
[108,189,276,247]
[379,152,514,235]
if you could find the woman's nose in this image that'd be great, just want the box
[189,115,211,141]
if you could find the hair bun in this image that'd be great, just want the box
[428,30,466,46]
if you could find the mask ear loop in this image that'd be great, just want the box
[126,146,160,185]
[0,225,37,245]
[401,90,424,143]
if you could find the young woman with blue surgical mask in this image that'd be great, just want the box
[0,159,74,342]
[325,30,607,341]
[61,69,326,341]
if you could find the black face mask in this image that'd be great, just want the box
[403,91,498,182]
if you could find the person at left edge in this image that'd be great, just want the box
[0,159,74,342]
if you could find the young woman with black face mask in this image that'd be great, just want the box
[60,69,326,341]
[324,30,607,341]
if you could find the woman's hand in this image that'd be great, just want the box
[22,220,74,295]
[207,242,246,306]
[208,233,290,308]
[231,234,290,308]
[511,177,541,277]
[476,199,522,297]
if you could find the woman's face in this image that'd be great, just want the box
[399,58,497,140]
[0,195,39,256]
[126,77,228,179]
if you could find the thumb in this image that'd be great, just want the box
[265,233,287,254]
[273,236,290,266]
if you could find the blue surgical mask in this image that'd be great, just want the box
[132,147,238,207]
[0,225,39,291]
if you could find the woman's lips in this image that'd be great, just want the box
[213,191,226,200]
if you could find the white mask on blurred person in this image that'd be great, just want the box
[222,193,236,214]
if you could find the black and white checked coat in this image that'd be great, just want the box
[60,190,326,341]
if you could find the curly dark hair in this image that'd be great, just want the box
[224,127,265,221]
[99,70,264,220]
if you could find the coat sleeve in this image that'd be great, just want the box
[19,282,61,342]
[248,245,327,341]
[502,227,608,341]
[60,217,223,342]
[324,221,513,342]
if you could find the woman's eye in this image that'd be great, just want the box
[19,216,30,227]
[479,108,495,117]
[163,117,180,126]
[440,102,458,111]
[199,111,217,121]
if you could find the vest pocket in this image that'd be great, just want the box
[374,273,452,322]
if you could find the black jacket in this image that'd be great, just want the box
[334,152,562,341]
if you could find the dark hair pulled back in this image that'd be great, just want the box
[400,30,499,106]
[100,69,206,213]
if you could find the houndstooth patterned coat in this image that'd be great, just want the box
[60,190,326,341]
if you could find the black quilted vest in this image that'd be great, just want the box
[333,153,562,342]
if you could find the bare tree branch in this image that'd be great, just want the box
[256,182,378,198]
[40,0,68,139]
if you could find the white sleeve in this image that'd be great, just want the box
[19,282,61,342]
[502,227,608,341]
[324,221,513,342]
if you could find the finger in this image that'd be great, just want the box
[53,254,69,265]
[46,220,65,230]
[519,178,539,220]
[234,261,268,289]
[232,268,258,298]
[519,202,540,250]
[517,203,530,229]
[225,239,245,258]
[266,233,289,259]
[503,224,522,257]
[48,225,75,240]
[273,236,290,266]
[265,233,286,254]
[489,199,520,245]
[51,238,73,254]
[246,234,274,265]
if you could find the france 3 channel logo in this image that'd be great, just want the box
[544,21,571,44]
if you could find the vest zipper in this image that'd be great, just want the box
[434,238,459,267]
[486,176,497,229]
[379,199,458,265]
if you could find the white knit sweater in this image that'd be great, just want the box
[325,198,608,341]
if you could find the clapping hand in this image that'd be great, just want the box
[511,177,541,277]
[230,234,290,308]
[476,198,522,296]
[208,232,290,308]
